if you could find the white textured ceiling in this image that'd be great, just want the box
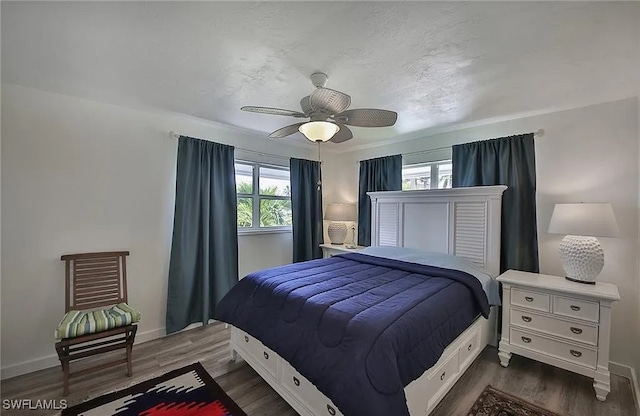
[2,2,639,148]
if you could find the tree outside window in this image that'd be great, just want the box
[236,162,292,231]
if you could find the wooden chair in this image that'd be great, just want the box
[55,251,138,396]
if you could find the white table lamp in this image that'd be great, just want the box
[548,203,619,284]
[325,204,356,245]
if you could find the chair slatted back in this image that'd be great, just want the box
[61,251,130,312]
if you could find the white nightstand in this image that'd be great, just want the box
[319,243,365,258]
[496,270,620,401]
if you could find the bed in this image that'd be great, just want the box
[215,185,507,416]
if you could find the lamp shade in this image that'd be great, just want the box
[548,203,619,237]
[325,203,356,221]
[299,121,339,142]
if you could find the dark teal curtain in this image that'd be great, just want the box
[166,136,238,334]
[452,134,539,273]
[357,154,402,246]
[290,158,324,262]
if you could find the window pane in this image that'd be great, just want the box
[237,197,253,227]
[259,198,292,227]
[235,163,253,194]
[259,167,290,197]
[402,164,431,190]
[438,162,452,189]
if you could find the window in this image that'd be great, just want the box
[402,160,452,190]
[235,161,292,232]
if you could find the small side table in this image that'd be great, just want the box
[319,244,366,259]
[496,270,620,401]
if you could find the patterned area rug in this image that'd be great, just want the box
[62,362,246,416]
[468,385,561,416]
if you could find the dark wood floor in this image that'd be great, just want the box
[1,322,636,416]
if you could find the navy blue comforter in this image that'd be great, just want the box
[215,253,489,416]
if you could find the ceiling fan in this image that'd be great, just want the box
[240,73,398,144]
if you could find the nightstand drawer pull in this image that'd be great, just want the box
[521,336,532,343]
[440,371,446,380]
[525,296,534,302]
[244,335,249,342]
[263,351,269,360]
[293,376,300,387]
[570,327,583,334]
[327,405,336,416]
[468,343,472,351]
[570,305,581,311]
[521,316,532,323]
[570,350,582,358]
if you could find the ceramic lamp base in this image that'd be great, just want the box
[558,235,604,284]
[328,222,348,245]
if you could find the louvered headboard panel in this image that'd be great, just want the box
[454,202,487,267]
[368,186,506,277]
[377,203,399,246]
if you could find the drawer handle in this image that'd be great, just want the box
[244,335,249,343]
[440,371,446,381]
[293,376,300,387]
[521,336,532,343]
[467,343,472,351]
[570,305,581,311]
[263,351,269,360]
[525,296,534,302]
[521,316,532,323]
[327,404,336,416]
[570,327,583,335]
[570,349,582,358]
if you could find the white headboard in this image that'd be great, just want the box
[368,186,507,277]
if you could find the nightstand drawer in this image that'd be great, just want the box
[510,328,597,369]
[510,308,598,346]
[511,288,550,312]
[553,295,599,323]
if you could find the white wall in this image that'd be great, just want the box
[324,98,640,370]
[637,96,640,384]
[0,84,315,378]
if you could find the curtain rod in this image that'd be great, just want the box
[169,131,291,161]
[400,129,545,159]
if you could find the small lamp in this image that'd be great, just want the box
[325,204,356,245]
[548,203,619,284]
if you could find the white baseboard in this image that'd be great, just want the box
[610,361,640,413]
[0,326,168,380]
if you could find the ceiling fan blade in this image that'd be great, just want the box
[335,109,398,127]
[241,106,306,118]
[268,123,306,138]
[309,88,351,115]
[329,124,353,143]
[300,96,313,115]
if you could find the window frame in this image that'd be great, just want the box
[235,160,292,235]
[402,159,452,190]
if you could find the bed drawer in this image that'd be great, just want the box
[510,327,596,369]
[553,295,599,323]
[427,348,460,403]
[511,288,550,312]
[458,327,481,368]
[311,393,344,416]
[236,330,278,378]
[281,359,317,412]
[510,308,598,346]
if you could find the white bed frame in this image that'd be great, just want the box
[229,185,507,416]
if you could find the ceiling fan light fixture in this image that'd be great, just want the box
[298,121,339,142]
